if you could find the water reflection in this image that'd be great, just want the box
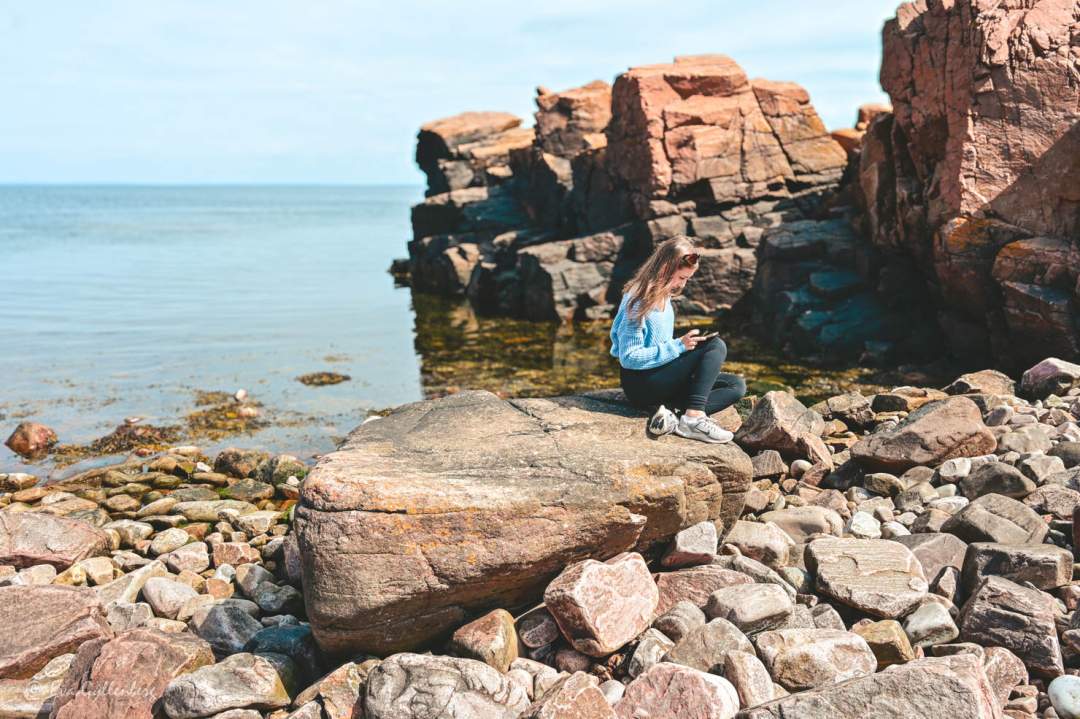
[409,292,914,405]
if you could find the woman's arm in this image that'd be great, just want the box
[616,316,685,369]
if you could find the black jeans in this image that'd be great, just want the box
[620,337,746,414]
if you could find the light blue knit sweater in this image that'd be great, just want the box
[609,293,686,370]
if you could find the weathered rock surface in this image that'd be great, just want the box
[861,0,1080,368]
[942,494,1048,545]
[0,512,109,570]
[958,576,1063,677]
[754,628,877,691]
[51,628,214,719]
[545,553,658,657]
[162,652,291,719]
[805,538,928,618]
[616,661,739,719]
[737,654,1001,718]
[522,671,614,719]
[0,585,113,679]
[296,390,751,655]
[363,653,529,719]
[851,397,996,472]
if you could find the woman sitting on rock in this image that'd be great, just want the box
[609,236,746,443]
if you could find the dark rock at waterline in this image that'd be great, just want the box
[296,372,351,387]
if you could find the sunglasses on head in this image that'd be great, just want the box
[679,252,700,267]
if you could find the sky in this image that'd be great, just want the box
[0,1,901,185]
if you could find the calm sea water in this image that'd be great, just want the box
[0,185,897,478]
[0,185,432,475]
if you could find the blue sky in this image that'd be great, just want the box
[0,1,900,184]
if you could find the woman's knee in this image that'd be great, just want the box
[703,336,727,361]
[732,375,747,399]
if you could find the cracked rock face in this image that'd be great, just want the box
[296,390,752,655]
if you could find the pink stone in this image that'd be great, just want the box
[654,565,751,616]
[615,662,739,719]
[544,552,657,657]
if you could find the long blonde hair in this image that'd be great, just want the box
[623,236,700,322]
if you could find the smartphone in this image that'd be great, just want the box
[698,331,719,340]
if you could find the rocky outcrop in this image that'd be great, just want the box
[402,55,848,324]
[295,390,752,656]
[858,0,1080,369]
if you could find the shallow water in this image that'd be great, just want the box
[1,185,906,478]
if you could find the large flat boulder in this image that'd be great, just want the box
[296,391,752,655]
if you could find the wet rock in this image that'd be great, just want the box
[0,585,113,679]
[654,565,751,615]
[958,576,1063,677]
[662,617,753,674]
[942,494,1049,545]
[661,521,717,568]
[754,627,876,691]
[296,391,751,655]
[961,543,1073,592]
[545,552,657,657]
[51,628,214,719]
[737,654,1000,718]
[213,448,272,479]
[162,652,291,718]
[522,671,614,719]
[0,513,109,570]
[4,422,57,458]
[704,584,793,635]
[851,397,996,472]
[222,479,275,503]
[364,653,529,719]
[806,538,928,618]
[616,661,739,719]
[448,608,518,672]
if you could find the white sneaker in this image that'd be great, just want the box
[674,414,733,444]
[648,405,678,436]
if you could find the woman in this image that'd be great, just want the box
[609,236,746,443]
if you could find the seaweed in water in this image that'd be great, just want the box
[297,372,351,386]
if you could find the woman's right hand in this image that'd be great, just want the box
[680,329,703,351]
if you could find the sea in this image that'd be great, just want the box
[0,185,890,478]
